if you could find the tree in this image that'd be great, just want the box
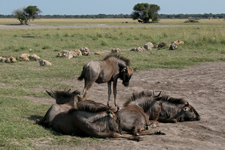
[12,5,41,25]
[23,6,41,23]
[13,9,26,24]
[131,3,160,23]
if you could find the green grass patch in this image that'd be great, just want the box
[0,96,96,149]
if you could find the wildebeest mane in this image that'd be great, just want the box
[103,54,130,66]
[77,100,109,113]
[160,96,187,105]
[123,91,153,107]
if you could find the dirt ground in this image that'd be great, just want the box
[32,61,225,150]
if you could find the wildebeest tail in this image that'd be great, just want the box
[77,70,84,81]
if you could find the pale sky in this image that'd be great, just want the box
[0,0,225,15]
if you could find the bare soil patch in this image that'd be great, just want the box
[31,62,225,150]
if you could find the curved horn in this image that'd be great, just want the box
[46,90,55,98]
[153,90,162,97]
[157,91,162,97]
[185,102,189,106]
[64,88,71,93]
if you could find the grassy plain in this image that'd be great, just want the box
[0,18,225,149]
[1,18,225,25]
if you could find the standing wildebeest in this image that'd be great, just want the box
[119,91,165,136]
[78,54,134,109]
[124,91,200,123]
[36,90,82,127]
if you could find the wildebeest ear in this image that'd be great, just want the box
[77,95,83,101]
[72,90,81,95]
[127,66,134,75]
[46,90,55,98]
[121,66,127,72]
[133,67,138,72]
[185,102,189,106]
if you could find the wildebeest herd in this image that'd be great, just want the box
[36,54,200,141]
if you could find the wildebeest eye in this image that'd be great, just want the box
[125,75,132,80]
[183,107,190,112]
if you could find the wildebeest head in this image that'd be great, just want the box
[46,89,81,104]
[106,108,121,133]
[176,102,201,122]
[120,66,134,87]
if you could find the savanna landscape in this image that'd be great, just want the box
[0,18,225,149]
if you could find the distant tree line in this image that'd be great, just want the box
[40,14,131,18]
[1,13,225,19]
[159,13,225,19]
[0,14,131,18]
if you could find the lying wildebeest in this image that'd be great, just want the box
[124,91,200,123]
[119,105,165,136]
[37,90,140,141]
[36,90,81,127]
[51,103,141,141]
[37,89,164,140]
[78,54,134,110]
[119,92,165,136]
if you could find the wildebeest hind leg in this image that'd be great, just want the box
[158,118,177,123]
[83,81,94,100]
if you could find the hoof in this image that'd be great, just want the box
[155,131,166,135]
[35,119,40,124]
[115,106,120,112]
[137,137,144,142]
[171,118,177,123]
[131,136,143,142]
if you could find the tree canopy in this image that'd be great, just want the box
[131,3,160,23]
[12,5,41,25]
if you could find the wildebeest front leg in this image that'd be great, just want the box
[86,131,141,141]
[113,79,119,110]
[158,118,177,123]
[107,82,112,107]
[112,133,142,141]
[138,129,166,136]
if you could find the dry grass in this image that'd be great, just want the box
[1,18,225,25]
